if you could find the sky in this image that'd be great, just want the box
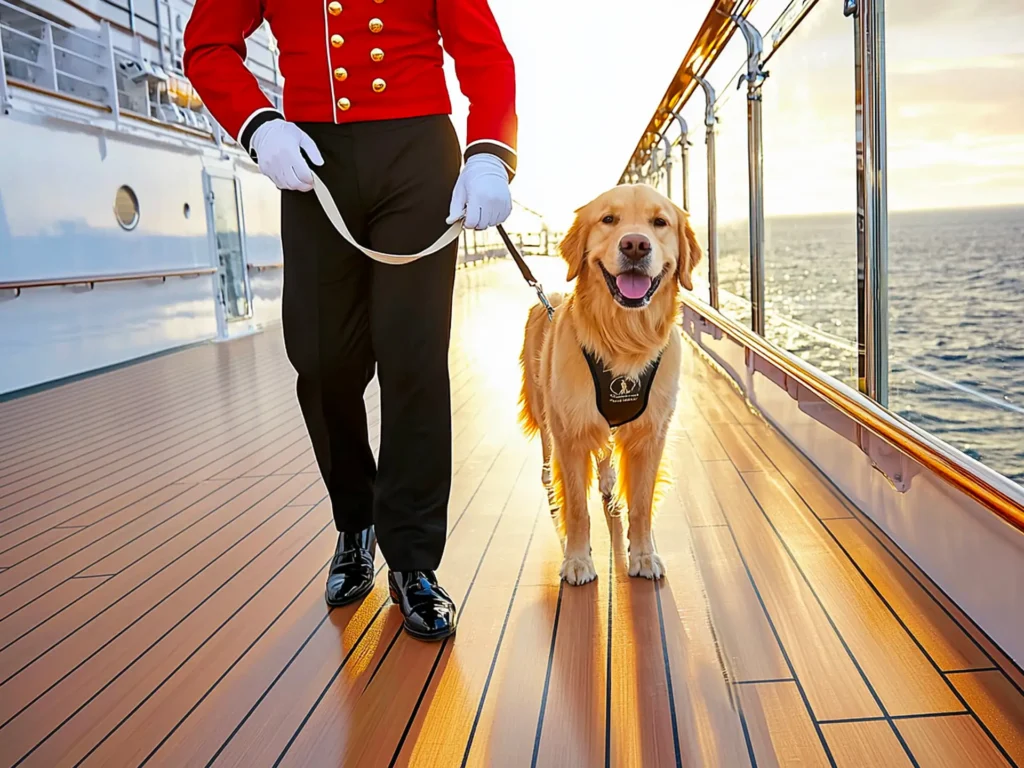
[441,0,1024,229]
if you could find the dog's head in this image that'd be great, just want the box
[559,184,702,310]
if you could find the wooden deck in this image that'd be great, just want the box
[1,259,1022,767]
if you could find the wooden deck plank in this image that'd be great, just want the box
[651,488,753,767]
[742,471,964,716]
[714,422,775,474]
[607,511,679,768]
[665,428,729,528]
[820,720,914,767]
[737,681,831,767]
[689,526,790,683]
[949,670,1024,766]
[531,491,611,768]
[705,460,880,721]
[825,518,990,672]
[896,714,1012,768]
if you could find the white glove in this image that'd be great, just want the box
[446,153,512,230]
[250,119,324,192]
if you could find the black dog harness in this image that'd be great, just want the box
[582,347,663,428]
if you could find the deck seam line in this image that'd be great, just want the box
[531,581,565,768]
[654,571,684,768]
[78,521,333,766]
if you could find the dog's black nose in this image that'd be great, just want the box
[619,234,651,261]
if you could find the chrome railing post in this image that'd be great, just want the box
[852,0,889,405]
[100,21,120,124]
[665,111,690,212]
[733,14,767,336]
[696,75,719,309]
[42,22,58,92]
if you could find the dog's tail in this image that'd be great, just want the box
[517,293,563,437]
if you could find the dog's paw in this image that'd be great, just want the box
[561,554,598,586]
[628,551,666,580]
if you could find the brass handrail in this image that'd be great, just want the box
[680,292,1024,534]
[247,262,284,272]
[0,267,216,297]
[620,0,749,179]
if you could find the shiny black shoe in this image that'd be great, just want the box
[388,570,457,641]
[324,527,376,607]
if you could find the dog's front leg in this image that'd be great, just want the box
[618,430,667,580]
[552,435,598,585]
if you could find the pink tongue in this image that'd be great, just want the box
[616,273,653,300]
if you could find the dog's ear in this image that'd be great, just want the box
[559,210,590,282]
[674,204,703,291]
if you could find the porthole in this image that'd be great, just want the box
[114,185,140,231]
[183,202,191,219]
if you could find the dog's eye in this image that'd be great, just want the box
[601,215,615,224]
[653,217,668,227]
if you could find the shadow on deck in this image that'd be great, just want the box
[0,259,1022,767]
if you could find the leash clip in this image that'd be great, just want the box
[531,281,555,321]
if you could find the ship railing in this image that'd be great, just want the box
[621,0,1024,530]
[0,0,281,146]
[0,267,217,298]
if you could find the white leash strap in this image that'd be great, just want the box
[311,171,464,265]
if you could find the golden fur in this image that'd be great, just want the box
[519,184,702,584]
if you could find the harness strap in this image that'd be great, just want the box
[582,347,664,428]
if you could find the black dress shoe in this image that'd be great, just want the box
[325,527,376,607]
[388,570,457,641]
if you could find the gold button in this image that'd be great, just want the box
[333,67,347,81]
[327,1,342,15]
[370,47,384,62]
[374,0,383,3]
[369,18,383,33]
[372,78,386,93]
[330,34,344,48]
[337,97,351,110]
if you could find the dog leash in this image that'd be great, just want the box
[312,170,556,320]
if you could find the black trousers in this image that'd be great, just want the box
[280,115,462,572]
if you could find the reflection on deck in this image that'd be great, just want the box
[0,260,1022,767]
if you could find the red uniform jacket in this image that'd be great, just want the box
[183,0,517,176]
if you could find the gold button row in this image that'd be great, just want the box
[329,3,385,113]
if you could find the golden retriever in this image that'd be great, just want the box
[518,184,702,585]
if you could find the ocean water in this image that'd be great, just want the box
[696,206,1024,485]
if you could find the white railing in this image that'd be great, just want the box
[0,0,281,140]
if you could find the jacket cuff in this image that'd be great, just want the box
[238,107,285,161]
[465,140,517,181]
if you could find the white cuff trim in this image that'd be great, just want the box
[466,138,517,156]
[237,106,280,144]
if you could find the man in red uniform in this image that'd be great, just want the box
[184,0,517,641]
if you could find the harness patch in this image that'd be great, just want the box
[582,347,663,428]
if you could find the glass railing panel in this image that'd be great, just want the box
[886,0,1024,485]
[759,0,858,386]
[711,84,753,327]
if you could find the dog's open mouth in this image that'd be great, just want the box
[599,263,664,308]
